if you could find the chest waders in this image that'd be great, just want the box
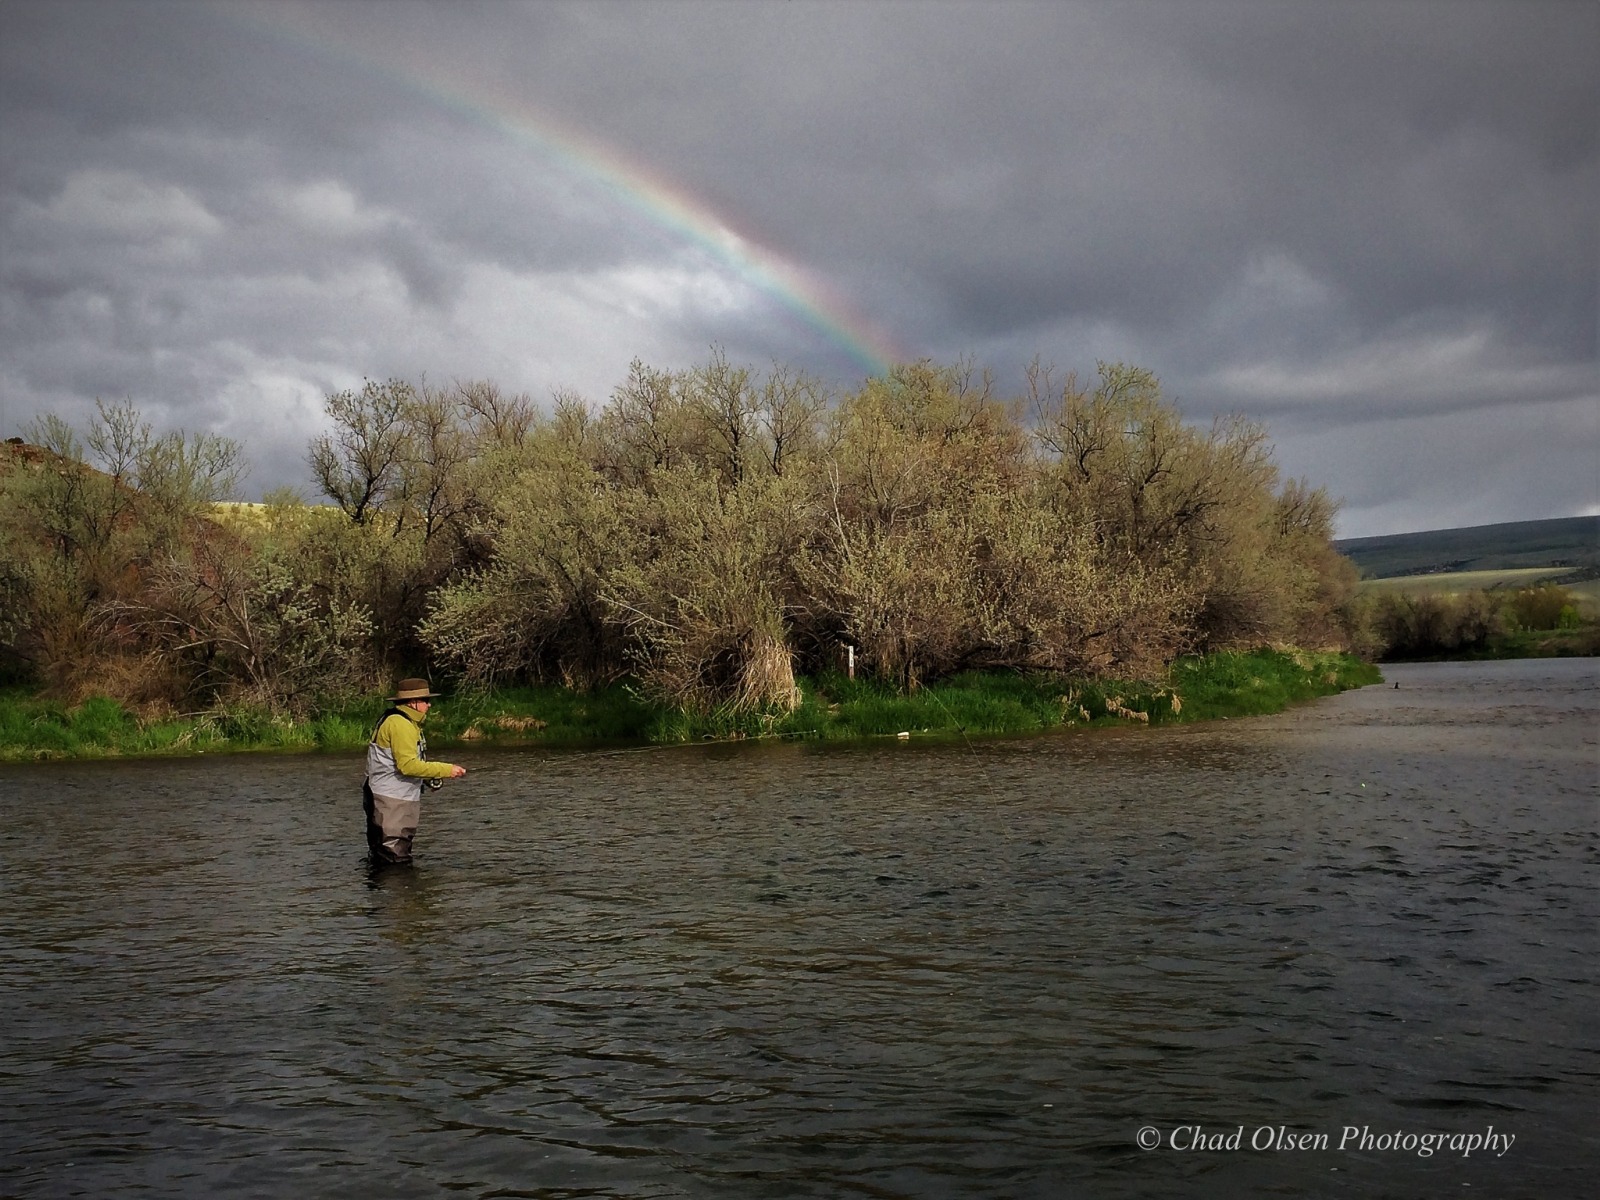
[363,708,440,865]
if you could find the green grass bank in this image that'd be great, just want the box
[0,649,1380,763]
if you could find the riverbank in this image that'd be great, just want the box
[0,648,1380,762]
[1378,623,1600,662]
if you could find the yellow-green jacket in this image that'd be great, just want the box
[365,706,455,802]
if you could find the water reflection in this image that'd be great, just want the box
[0,658,1593,1198]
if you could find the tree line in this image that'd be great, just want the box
[1359,581,1588,658]
[0,356,1361,716]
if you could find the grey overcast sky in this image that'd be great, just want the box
[1,0,1595,537]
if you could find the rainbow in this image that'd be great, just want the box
[227,7,905,378]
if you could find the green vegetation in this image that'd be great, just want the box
[2,356,1363,727]
[1338,518,1600,660]
[1354,580,1598,660]
[1359,566,1570,595]
[1358,569,1599,619]
[1473,625,1600,659]
[0,649,1379,762]
[1165,648,1380,719]
[1566,577,1600,618]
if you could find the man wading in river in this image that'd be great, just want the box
[364,678,467,865]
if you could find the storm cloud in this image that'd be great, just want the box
[1,0,1594,535]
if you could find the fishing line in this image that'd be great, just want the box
[448,737,718,772]
[921,686,981,759]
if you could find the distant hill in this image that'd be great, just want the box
[1335,516,1600,579]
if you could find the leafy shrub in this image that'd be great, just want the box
[1367,590,1504,657]
[7,357,1367,717]
[1506,583,1577,631]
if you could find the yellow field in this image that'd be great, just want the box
[1565,578,1600,616]
[1359,567,1567,593]
[1359,568,1599,617]
[209,500,343,531]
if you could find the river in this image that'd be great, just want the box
[1,657,1595,1197]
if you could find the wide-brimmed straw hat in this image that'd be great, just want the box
[391,678,442,702]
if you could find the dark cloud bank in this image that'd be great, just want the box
[1,0,1594,536]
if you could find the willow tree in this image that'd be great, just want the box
[0,401,243,698]
[303,376,538,667]
[1028,359,1356,652]
[424,353,1363,709]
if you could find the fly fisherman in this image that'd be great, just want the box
[364,678,467,865]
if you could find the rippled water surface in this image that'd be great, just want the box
[2,658,1596,1198]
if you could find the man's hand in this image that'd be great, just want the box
[450,764,468,778]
